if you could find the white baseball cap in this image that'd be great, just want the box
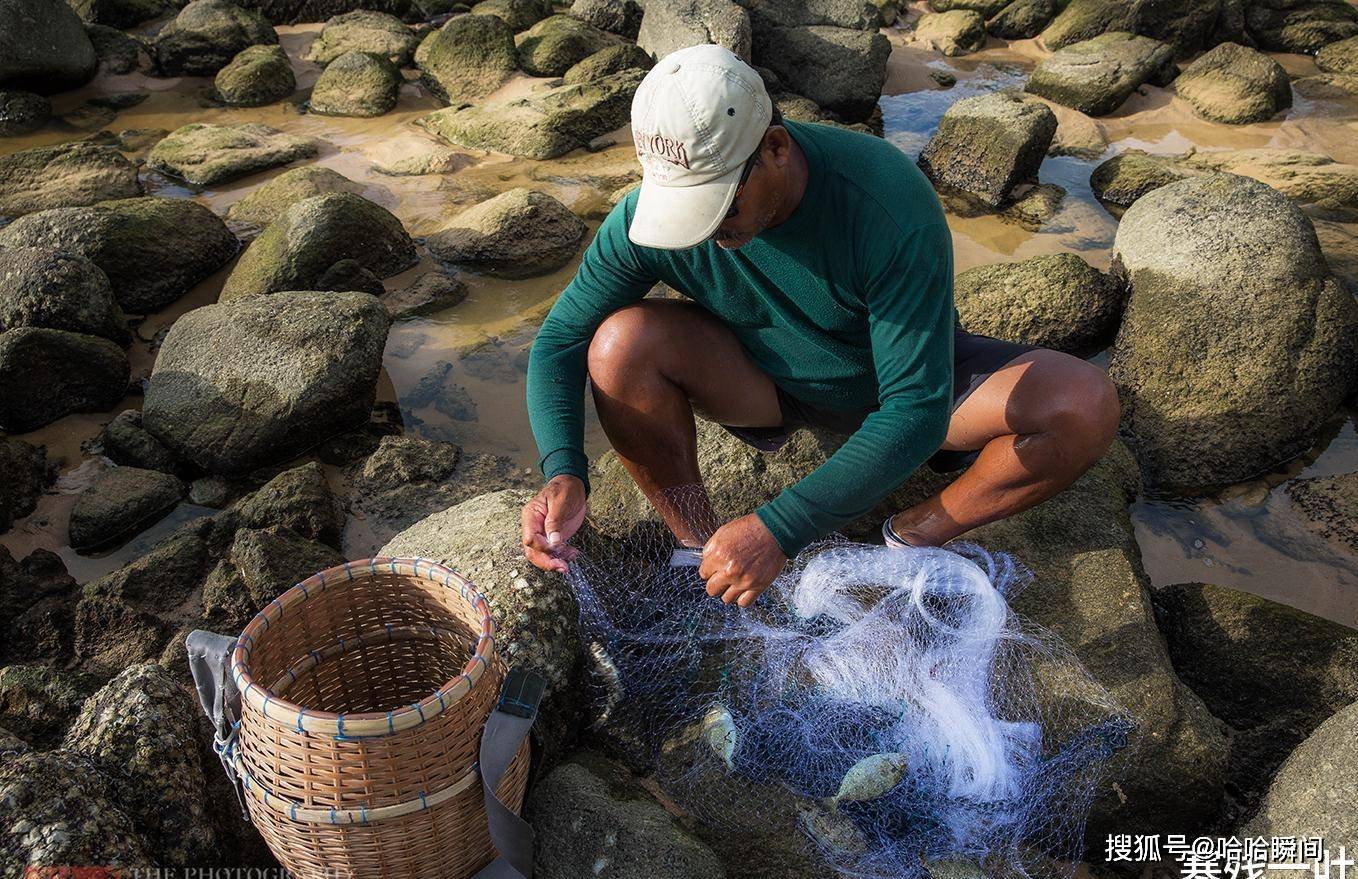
[627,43,774,250]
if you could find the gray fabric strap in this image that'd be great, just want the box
[473,668,547,879]
[186,629,249,819]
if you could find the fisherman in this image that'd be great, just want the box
[520,43,1119,607]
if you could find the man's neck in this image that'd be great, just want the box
[765,132,809,230]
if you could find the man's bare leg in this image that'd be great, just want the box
[887,350,1121,547]
[586,300,782,545]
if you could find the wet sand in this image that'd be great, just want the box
[1,19,1355,625]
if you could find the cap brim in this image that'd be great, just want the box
[627,162,743,250]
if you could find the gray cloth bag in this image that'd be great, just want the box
[186,629,545,879]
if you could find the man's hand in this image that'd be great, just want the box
[699,513,788,607]
[521,475,587,574]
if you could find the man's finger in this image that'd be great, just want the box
[737,589,759,608]
[523,544,567,574]
[704,570,729,598]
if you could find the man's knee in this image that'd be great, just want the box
[587,303,664,389]
[1049,360,1120,460]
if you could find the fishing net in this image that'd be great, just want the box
[567,484,1132,879]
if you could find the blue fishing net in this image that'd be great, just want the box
[568,488,1132,878]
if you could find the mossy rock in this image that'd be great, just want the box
[307,50,402,117]
[515,13,620,77]
[414,13,518,102]
[214,44,296,106]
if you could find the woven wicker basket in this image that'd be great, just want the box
[226,557,532,879]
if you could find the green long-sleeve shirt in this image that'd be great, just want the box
[526,118,957,557]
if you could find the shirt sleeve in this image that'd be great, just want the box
[753,220,956,556]
[526,195,658,491]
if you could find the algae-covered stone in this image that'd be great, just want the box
[637,0,752,63]
[427,187,586,279]
[562,42,652,85]
[0,438,47,532]
[220,191,416,299]
[224,164,363,226]
[913,9,986,56]
[1089,149,1192,210]
[0,0,98,93]
[472,0,553,30]
[0,196,238,313]
[1109,174,1358,487]
[954,253,1124,356]
[414,13,518,102]
[0,246,128,345]
[86,22,149,74]
[526,751,727,879]
[1174,41,1292,124]
[753,24,889,122]
[382,488,583,766]
[381,271,469,317]
[213,43,295,106]
[515,14,620,76]
[226,460,344,546]
[242,0,416,25]
[201,526,344,629]
[63,663,220,866]
[0,664,101,748]
[305,9,419,65]
[1024,31,1177,116]
[1245,0,1358,52]
[1038,0,1220,54]
[0,750,152,871]
[69,466,185,551]
[416,68,644,159]
[308,49,401,116]
[570,0,642,37]
[147,121,319,186]
[68,0,170,26]
[96,411,180,475]
[0,91,50,138]
[1154,581,1358,816]
[153,0,279,76]
[929,0,1008,16]
[917,90,1057,206]
[143,291,390,474]
[1287,471,1358,554]
[0,142,140,218]
[1316,33,1358,73]
[986,0,1056,38]
[0,327,128,432]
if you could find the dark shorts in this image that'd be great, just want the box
[719,329,1039,474]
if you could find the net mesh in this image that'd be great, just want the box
[568,484,1132,879]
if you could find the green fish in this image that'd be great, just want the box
[829,751,910,805]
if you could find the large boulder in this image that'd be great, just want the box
[589,425,1231,840]
[473,0,554,31]
[381,489,584,767]
[0,0,98,93]
[1024,32,1177,116]
[526,750,727,879]
[96,410,182,475]
[0,549,76,665]
[146,122,319,186]
[0,663,100,748]
[69,466,185,552]
[0,246,128,345]
[742,0,882,29]
[570,0,643,37]
[345,435,533,552]
[0,750,152,872]
[68,0,171,27]
[563,43,654,84]
[1174,41,1292,124]
[224,460,345,547]
[236,0,415,24]
[414,14,518,103]
[637,0,752,63]
[213,43,296,106]
[1241,699,1358,857]
[913,8,986,55]
[917,90,1057,207]
[751,25,889,122]
[200,525,344,630]
[224,164,364,226]
[1154,581,1358,821]
[416,68,645,160]
[87,21,152,74]
[307,49,402,117]
[1108,174,1358,488]
[62,663,221,865]
[0,142,141,218]
[1038,0,1222,54]
[219,192,416,300]
[516,14,621,77]
[0,196,238,313]
[954,253,1124,357]
[0,327,128,432]
[142,290,390,474]
[1287,471,1358,554]
[0,90,50,137]
[305,10,419,66]
[986,0,1057,38]
[427,188,586,279]
[153,0,279,76]
[1089,149,1196,210]
[1316,33,1358,73]
[1244,0,1358,52]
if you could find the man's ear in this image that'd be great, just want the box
[766,126,791,166]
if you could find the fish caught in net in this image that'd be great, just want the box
[566,484,1133,879]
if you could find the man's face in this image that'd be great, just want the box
[710,128,788,250]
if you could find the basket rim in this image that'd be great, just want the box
[230,556,497,738]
